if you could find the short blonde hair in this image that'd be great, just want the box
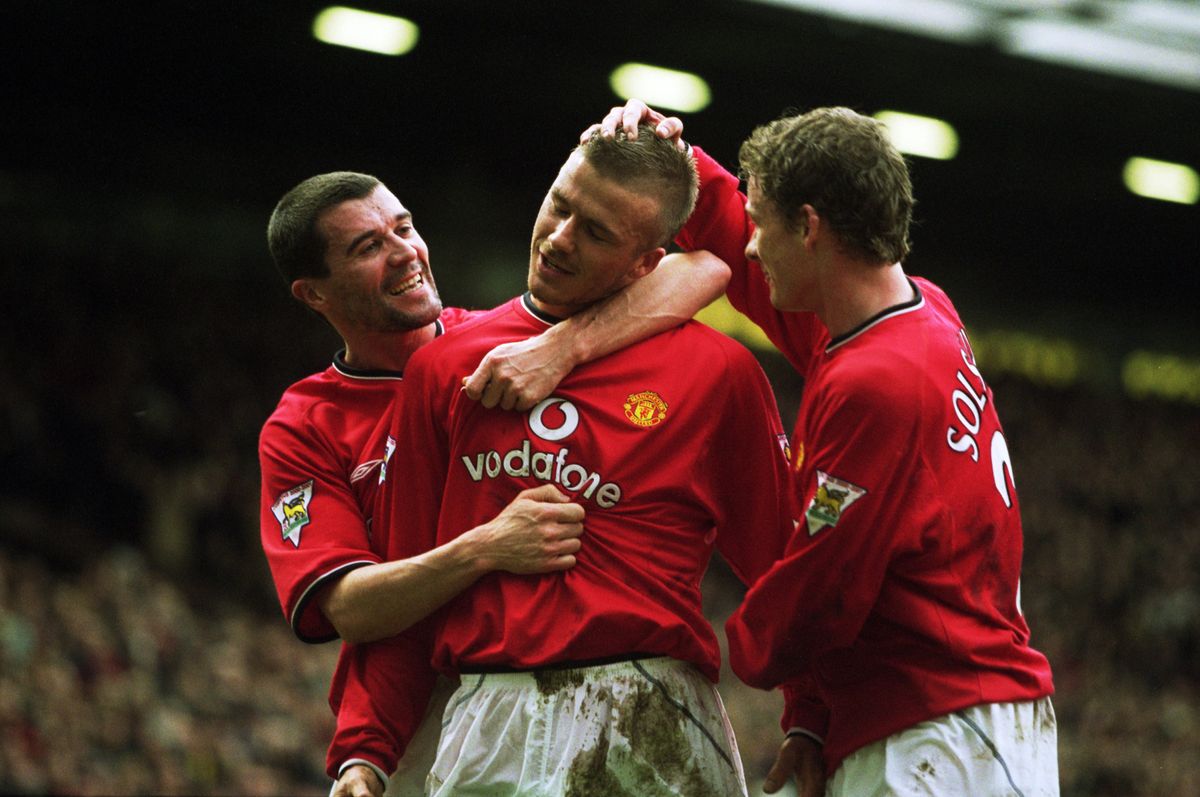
[739,108,913,263]
[579,124,699,247]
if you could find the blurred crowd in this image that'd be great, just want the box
[0,546,337,796]
[1,262,1197,795]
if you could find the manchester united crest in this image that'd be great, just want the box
[624,390,668,428]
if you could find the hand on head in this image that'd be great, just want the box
[580,99,686,150]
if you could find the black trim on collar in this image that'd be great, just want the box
[826,278,924,350]
[521,292,563,325]
[330,319,446,379]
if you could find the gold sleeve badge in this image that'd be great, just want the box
[624,391,668,428]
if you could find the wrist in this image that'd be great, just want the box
[542,320,589,370]
[786,728,824,747]
[454,524,499,577]
[337,759,388,792]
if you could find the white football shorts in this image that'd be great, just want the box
[826,696,1059,797]
[426,656,748,796]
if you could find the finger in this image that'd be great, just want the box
[554,535,583,554]
[552,504,586,523]
[539,502,585,524]
[762,748,797,794]
[545,521,585,543]
[547,553,577,571]
[580,122,601,144]
[480,379,506,409]
[600,105,624,137]
[796,774,824,797]
[656,117,683,139]
[518,484,571,503]
[621,100,649,138]
[512,394,539,412]
[462,360,492,400]
[499,388,519,412]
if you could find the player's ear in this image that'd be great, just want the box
[630,246,666,280]
[797,204,820,250]
[291,278,325,310]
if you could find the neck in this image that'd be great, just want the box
[819,260,912,339]
[527,293,581,322]
[340,322,439,372]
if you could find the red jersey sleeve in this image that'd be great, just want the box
[259,410,383,643]
[325,625,438,779]
[700,341,794,585]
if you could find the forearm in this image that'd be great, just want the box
[545,250,730,364]
[318,533,490,644]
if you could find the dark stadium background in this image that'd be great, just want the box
[2,1,1197,794]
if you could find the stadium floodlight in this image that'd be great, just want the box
[873,111,959,160]
[609,63,712,113]
[1123,157,1200,204]
[312,6,419,56]
[740,0,990,44]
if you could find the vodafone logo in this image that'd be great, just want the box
[460,395,623,508]
[529,397,579,441]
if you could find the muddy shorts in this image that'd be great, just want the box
[426,656,748,797]
[827,697,1059,797]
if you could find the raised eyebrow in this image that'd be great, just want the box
[345,212,413,254]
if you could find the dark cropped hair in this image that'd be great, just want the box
[267,171,381,283]
[578,124,699,248]
[739,107,913,263]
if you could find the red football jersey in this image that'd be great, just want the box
[390,294,794,680]
[258,307,478,643]
[326,293,796,776]
[681,147,1054,774]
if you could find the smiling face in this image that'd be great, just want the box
[527,150,665,318]
[303,184,442,335]
[745,177,812,312]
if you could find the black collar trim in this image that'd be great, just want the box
[826,279,924,353]
[330,319,446,379]
[520,292,561,326]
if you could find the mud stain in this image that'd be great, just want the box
[564,727,633,797]
[614,682,720,797]
[534,667,587,697]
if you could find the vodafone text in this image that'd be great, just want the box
[460,397,623,508]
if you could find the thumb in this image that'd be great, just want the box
[762,748,795,794]
[461,366,488,400]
